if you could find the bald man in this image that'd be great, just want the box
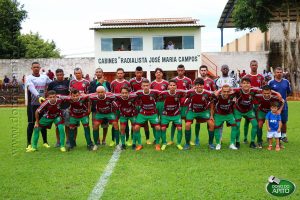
[89,86,120,150]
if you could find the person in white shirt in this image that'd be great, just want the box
[25,62,52,151]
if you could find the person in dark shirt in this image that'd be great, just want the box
[47,69,70,147]
[88,68,111,145]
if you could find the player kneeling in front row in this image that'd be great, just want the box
[266,102,282,151]
[213,85,238,150]
[159,79,185,150]
[27,90,66,152]
[255,85,284,148]
[185,78,215,150]
[89,86,120,151]
[63,89,94,151]
[135,79,161,151]
[114,87,138,150]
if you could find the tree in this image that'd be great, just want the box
[19,32,61,58]
[0,0,27,58]
[232,0,300,92]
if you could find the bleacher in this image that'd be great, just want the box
[0,86,25,105]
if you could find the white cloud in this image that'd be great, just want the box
[19,0,247,56]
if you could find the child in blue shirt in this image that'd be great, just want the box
[266,102,282,151]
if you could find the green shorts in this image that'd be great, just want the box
[69,116,89,128]
[156,101,164,116]
[214,113,236,128]
[120,116,136,126]
[257,110,267,121]
[180,106,188,119]
[161,114,182,127]
[94,113,116,123]
[92,112,109,128]
[186,110,210,123]
[233,108,256,122]
[136,113,159,126]
[39,116,63,128]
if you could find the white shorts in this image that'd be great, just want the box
[267,131,281,139]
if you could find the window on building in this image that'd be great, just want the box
[101,37,143,51]
[152,36,194,50]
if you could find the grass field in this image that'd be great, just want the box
[1,102,300,199]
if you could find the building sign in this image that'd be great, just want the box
[98,55,200,64]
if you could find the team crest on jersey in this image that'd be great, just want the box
[183,82,186,86]
[82,83,86,87]
[106,101,110,105]
[128,101,132,105]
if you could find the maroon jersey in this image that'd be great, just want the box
[186,89,213,112]
[175,76,192,106]
[63,95,89,118]
[255,94,281,113]
[150,80,169,91]
[114,93,138,117]
[193,77,216,91]
[244,74,265,88]
[89,92,116,114]
[213,94,236,115]
[232,88,261,113]
[37,98,64,119]
[111,79,131,94]
[69,79,90,94]
[136,90,160,115]
[159,90,186,116]
[130,77,145,92]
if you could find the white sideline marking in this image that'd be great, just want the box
[88,148,122,200]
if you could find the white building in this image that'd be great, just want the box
[90,18,204,82]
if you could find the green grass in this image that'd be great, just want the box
[1,102,300,199]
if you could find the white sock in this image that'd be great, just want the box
[282,133,286,138]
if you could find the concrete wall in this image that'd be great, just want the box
[202,51,269,75]
[222,29,269,52]
[0,58,95,81]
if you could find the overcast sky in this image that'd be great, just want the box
[19,0,248,57]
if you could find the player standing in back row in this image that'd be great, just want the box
[169,64,192,145]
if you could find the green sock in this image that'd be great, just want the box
[257,128,263,143]
[136,130,142,145]
[214,128,221,144]
[132,131,137,145]
[121,134,126,145]
[114,129,120,145]
[250,119,258,142]
[84,126,92,146]
[230,126,237,145]
[235,122,241,142]
[195,123,200,140]
[155,129,161,144]
[208,130,214,145]
[57,124,65,147]
[69,129,75,147]
[93,129,99,145]
[170,123,176,141]
[152,127,156,141]
[177,129,182,145]
[32,128,40,149]
[244,119,250,140]
[185,129,191,145]
[161,130,167,144]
